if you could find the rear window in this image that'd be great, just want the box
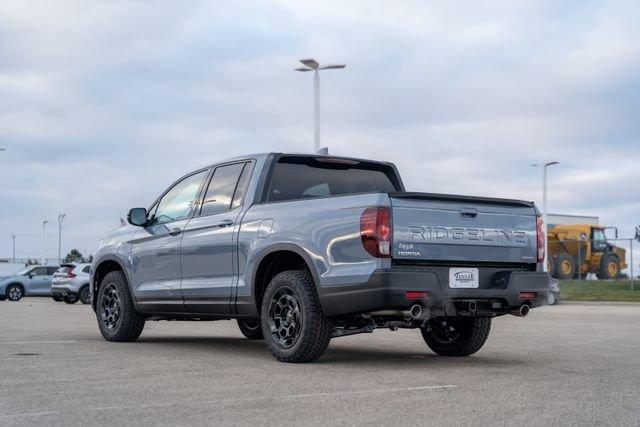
[266,156,399,202]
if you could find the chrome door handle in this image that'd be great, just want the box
[169,228,182,236]
[218,220,233,228]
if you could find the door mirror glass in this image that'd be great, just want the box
[128,208,148,227]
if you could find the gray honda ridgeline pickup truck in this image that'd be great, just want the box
[92,153,549,362]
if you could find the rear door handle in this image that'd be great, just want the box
[218,219,233,228]
[169,228,183,236]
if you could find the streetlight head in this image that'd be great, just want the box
[294,67,312,72]
[299,58,319,70]
[319,64,346,70]
[546,161,559,166]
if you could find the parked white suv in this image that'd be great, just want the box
[51,263,91,304]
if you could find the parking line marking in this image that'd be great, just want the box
[1,385,457,418]
[0,340,79,345]
[273,385,457,400]
[89,385,457,412]
[0,410,61,419]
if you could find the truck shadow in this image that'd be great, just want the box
[135,336,526,368]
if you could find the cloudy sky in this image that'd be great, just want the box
[1,0,639,265]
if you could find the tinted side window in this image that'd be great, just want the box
[32,267,47,276]
[46,267,58,275]
[232,162,253,209]
[82,266,91,274]
[152,170,208,224]
[200,163,245,216]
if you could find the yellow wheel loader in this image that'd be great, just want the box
[547,224,627,280]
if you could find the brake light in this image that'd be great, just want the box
[405,291,427,299]
[519,292,537,300]
[536,216,545,263]
[360,207,392,258]
[56,267,76,278]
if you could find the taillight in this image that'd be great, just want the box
[57,267,76,278]
[360,207,392,258]
[519,292,537,300]
[536,216,545,263]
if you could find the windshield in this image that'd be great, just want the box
[14,266,35,276]
[593,229,606,241]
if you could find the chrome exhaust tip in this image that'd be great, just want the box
[410,304,423,320]
[510,304,530,317]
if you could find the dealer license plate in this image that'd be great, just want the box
[449,268,479,288]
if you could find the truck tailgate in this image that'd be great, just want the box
[389,192,538,264]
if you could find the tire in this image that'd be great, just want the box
[52,294,64,302]
[64,295,78,304]
[546,258,555,278]
[96,270,145,342]
[548,291,556,305]
[261,270,332,363]
[79,285,91,305]
[597,254,620,280]
[237,319,264,340]
[553,252,575,280]
[6,284,24,301]
[421,317,492,357]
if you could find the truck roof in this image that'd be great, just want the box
[201,152,395,168]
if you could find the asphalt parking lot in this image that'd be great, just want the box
[1,299,639,426]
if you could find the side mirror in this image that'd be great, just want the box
[28,274,34,279]
[127,208,148,227]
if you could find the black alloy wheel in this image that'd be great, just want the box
[101,284,122,332]
[267,287,302,349]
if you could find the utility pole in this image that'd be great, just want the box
[58,214,66,265]
[295,59,346,153]
[11,234,16,263]
[531,162,559,272]
[42,220,49,265]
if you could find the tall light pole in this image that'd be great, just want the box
[11,234,16,263]
[531,161,559,272]
[42,220,49,265]
[58,214,66,265]
[295,58,346,153]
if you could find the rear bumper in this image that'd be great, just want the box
[319,267,550,317]
[51,284,78,297]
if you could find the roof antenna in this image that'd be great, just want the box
[317,147,329,156]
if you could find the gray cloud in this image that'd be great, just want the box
[1,0,639,265]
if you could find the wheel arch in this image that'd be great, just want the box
[92,257,135,311]
[251,243,322,314]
